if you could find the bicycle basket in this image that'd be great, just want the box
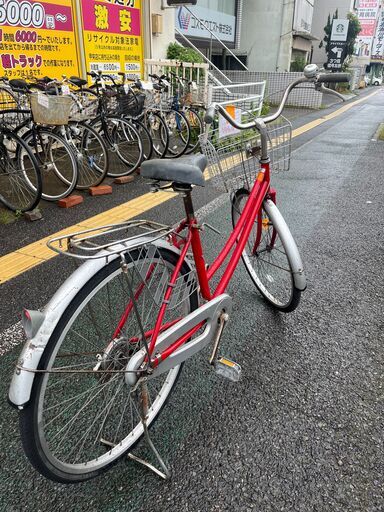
[199,116,292,193]
[69,95,99,122]
[116,87,145,117]
[0,108,31,131]
[30,94,72,125]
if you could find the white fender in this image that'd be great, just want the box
[263,199,307,291]
[9,237,195,408]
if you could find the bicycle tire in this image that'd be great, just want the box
[232,189,301,312]
[66,122,109,190]
[91,116,143,176]
[19,247,198,483]
[163,109,190,159]
[21,128,78,202]
[131,119,153,161]
[183,108,204,154]
[0,86,18,110]
[0,130,42,212]
[143,110,169,158]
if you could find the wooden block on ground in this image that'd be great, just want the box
[114,176,134,185]
[24,208,43,221]
[89,185,113,196]
[57,195,84,208]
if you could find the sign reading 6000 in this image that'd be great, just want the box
[0,0,45,28]
[0,0,79,79]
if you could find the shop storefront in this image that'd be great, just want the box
[0,0,144,80]
[175,0,239,59]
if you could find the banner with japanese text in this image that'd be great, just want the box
[371,7,384,60]
[0,0,79,79]
[78,0,143,79]
[354,0,380,58]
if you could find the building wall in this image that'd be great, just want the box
[240,0,296,72]
[142,0,176,60]
[311,0,355,67]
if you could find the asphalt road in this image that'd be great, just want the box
[0,88,383,511]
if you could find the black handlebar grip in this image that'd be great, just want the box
[318,73,350,83]
[204,106,216,124]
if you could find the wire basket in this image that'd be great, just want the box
[30,94,72,125]
[0,108,31,131]
[199,116,292,193]
[103,88,145,118]
[47,219,198,312]
[69,95,99,122]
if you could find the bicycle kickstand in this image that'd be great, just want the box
[100,380,171,480]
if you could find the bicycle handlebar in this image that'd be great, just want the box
[204,66,351,129]
[316,72,350,83]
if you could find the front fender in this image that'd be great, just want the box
[9,237,193,408]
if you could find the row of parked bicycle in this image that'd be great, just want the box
[0,70,205,213]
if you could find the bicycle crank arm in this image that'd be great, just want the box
[125,294,232,386]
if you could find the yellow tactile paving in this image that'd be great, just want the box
[0,89,379,285]
[0,252,42,283]
[0,193,173,284]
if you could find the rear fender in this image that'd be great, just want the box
[8,237,193,408]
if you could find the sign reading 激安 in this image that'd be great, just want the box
[78,0,144,80]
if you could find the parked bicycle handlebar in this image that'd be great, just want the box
[204,65,350,128]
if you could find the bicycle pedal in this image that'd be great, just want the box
[213,357,242,382]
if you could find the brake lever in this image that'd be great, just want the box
[315,83,347,102]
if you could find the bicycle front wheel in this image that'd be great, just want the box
[0,131,42,212]
[22,129,78,201]
[183,108,203,154]
[232,189,301,312]
[93,116,142,177]
[163,110,190,158]
[20,247,198,483]
[67,122,109,190]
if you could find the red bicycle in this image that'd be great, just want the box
[9,66,350,483]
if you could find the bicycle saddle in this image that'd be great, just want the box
[9,79,29,91]
[69,76,87,87]
[141,154,207,187]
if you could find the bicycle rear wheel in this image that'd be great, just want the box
[232,189,301,312]
[19,247,197,483]
[0,131,42,212]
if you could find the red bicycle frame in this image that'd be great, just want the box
[115,163,272,369]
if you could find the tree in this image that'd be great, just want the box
[319,10,361,65]
[344,12,362,61]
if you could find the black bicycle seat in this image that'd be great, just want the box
[141,154,207,187]
[69,76,87,87]
[9,79,29,91]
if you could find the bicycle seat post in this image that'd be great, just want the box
[172,183,195,221]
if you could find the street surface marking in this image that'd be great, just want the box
[0,89,379,285]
